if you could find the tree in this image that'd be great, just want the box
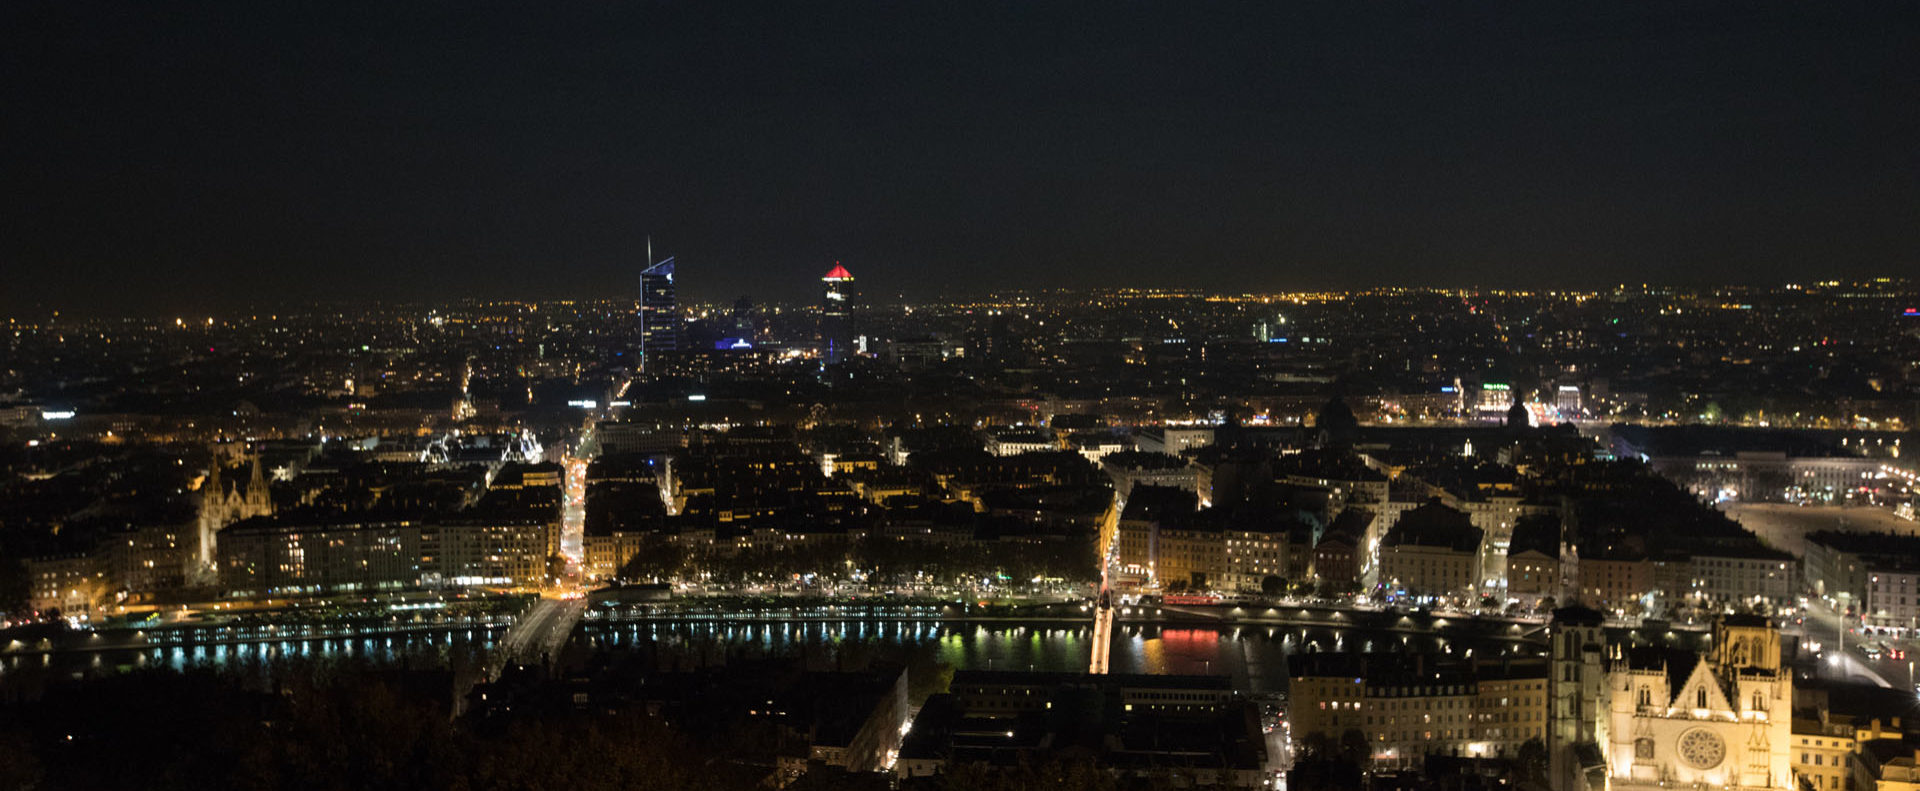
[1338,728,1371,766]
[1516,736,1549,783]
[0,727,42,791]
[1261,575,1287,597]
[1297,732,1336,762]
[1289,757,1362,791]
[938,751,1126,791]
[619,535,687,583]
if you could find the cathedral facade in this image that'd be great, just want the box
[1606,614,1793,790]
[196,453,274,581]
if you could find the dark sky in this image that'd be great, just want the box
[4,2,1918,315]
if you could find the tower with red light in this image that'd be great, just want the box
[821,262,856,363]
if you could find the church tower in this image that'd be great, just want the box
[195,449,275,585]
[1548,605,1610,791]
[195,454,225,580]
[1714,615,1791,789]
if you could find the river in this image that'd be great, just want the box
[3,611,1552,700]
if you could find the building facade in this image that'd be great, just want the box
[1790,713,1858,791]
[1803,531,1920,632]
[1290,653,1549,770]
[219,517,550,595]
[1605,615,1793,790]
[1377,500,1483,602]
[1575,555,1654,611]
[1508,547,1562,606]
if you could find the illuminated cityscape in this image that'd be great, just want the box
[4,3,1920,791]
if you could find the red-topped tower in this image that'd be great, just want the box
[820,262,856,363]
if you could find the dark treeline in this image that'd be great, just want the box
[0,666,753,791]
[0,665,1168,791]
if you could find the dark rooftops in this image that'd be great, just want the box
[1119,485,1198,522]
[1509,514,1561,557]
[1612,423,1857,459]
[1382,499,1480,552]
[1287,652,1547,685]
[1101,451,1188,471]
[1807,531,1920,572]
[1325,508,1374,541]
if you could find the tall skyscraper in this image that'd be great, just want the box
[639,256,677,371]
[820,262,855,363]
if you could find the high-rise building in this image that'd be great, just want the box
[639,256,677,370]
[730,296,756,339]
[820,262,855,363]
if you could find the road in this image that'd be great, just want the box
[1089,488,1123,674]
[1800,599,1911,689]
[1260,698,1291,790]
[1089,596,1113,674]
[1723,503,1918,557]
[560,455,587,569]
[490,595,586,674]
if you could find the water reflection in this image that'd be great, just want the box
[4,616,1548,697]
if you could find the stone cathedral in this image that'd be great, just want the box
[1606,614,1793,789]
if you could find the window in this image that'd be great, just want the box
[1696,688,1707,708]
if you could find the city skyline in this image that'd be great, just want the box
[5,263,1918,790]
[5,3,1919,790]
[7,275,1917,323]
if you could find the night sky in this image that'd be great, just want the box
[4,1,1918,315]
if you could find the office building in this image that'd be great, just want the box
[820,262,855,363]
[639,256,678,369]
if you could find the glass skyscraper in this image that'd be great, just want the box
[639,257,677,371]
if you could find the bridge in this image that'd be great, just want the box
[484,595,585,679]
[1090,590,1114,674]
[1089,489,1122,674]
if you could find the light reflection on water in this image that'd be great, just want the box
[0,630,502,696]
[574,619,1534,692]
[4,618,1542,696]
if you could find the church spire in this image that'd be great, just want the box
[204,450,224,501]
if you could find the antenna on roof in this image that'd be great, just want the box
[647,235,654,267]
